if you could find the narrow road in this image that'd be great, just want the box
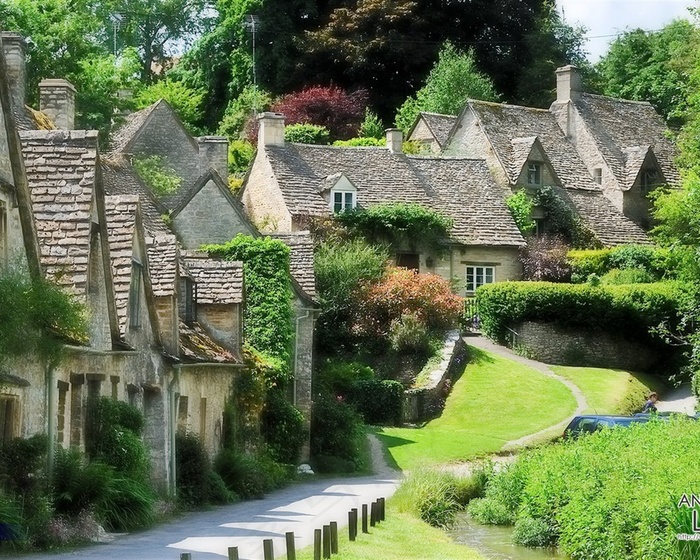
[464,336,588,449]
[19,436,399,560]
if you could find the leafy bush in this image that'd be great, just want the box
[132,155,182,198]
[228,139,255,175]
[314,359,375,396]
[506,191,535,236]
[519,236,571,282]
[472,418,700,559]
[98,476,155,531]
[568,245,672,282]
[52,449,113,517]
[133,79,204,134]
[310,396,365,473]
[476,281,685,344]
[347,379,403,426]
[218,84,272,140]
[533,186,597,248]
[359,109,385,139]
[389,312,432,353]
[0,434,47,494]
[284,123,330,144]
[261,389,305,465]
[214,449,292,499]
[332,137,385,147]
[271,85,368,141]
[600,268,654,284]
[512,516,557,548]
[176,433,233,508]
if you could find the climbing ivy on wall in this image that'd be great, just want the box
[203,235,294,384]
[534,186,598,248]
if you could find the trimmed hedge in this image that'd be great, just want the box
[476,281,685,343]
[348,379,404,426]
[568,245,674,282]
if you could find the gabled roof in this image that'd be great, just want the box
[146,234,178,298]
[21,130,99,300]
[570,93,680,188]
[262,143,524,247]
[411,112,458,149]
[269,232,318,298]
[178,320,240,364]
[462,100,598,192]
[183,253,244,305]
[170,168,251,223]
[108,101,161,153]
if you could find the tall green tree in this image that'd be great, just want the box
[394,42,499,132]
[595,19,696,124]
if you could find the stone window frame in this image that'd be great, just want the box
[593,167,602,185]
[526,162,542,186]
[0,394,20,443]
[465,265,495,295]
[330,188,356,213]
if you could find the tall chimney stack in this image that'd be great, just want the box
[39,79,76,130]
[555,65,582,103]
[0,32,27,114]
[197,136,229,181]
[386,128,403,154]
[257,112,285,149]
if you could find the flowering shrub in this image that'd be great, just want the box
[353,267,463,342]
[520,235,572,282]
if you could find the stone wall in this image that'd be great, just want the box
[515,320,659,371]
[292,298,316,461]
[403,331,467,423]
[241,151,292,232]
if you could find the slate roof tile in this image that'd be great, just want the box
[108,103,160,153]
[179,320,241,363]
[269,232,318,297]
[183,253,244,305]
[419,112,458,148]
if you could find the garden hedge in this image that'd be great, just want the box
[567,245,674,282]
[475,281,685,343]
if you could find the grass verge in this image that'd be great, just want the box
[376,346,577,471]
[551,365,665,415]
[296,506,487,560]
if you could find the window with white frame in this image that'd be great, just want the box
[331,189,356,213]
[465,265,495,294]
[593,168,602,184]
[527,162,542,186]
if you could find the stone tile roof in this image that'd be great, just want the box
[264,143,523,246]
[572,94,680,188]
[104,195,140,335]
[419,112,457,148]
[179,320,240,363]
[108,103,159,153]
[183,253,244,305]
[269,232,318,298]
[464,100,597,191]
[21,130,98,300]
[146,234,178,298]
[410,157,525,246]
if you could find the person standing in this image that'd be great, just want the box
[642,392,658,413]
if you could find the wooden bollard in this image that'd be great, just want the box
[362,504,368,533]
[286,531,296,560]
[180,554,192,560]
[263,538,275,560]
[330,521,338,554]
[314,529,322,560]
[370,501,377,527]
[379,497,386,521]
[228,546,240,560]
[349,509,357,541]
[322,524,331,559]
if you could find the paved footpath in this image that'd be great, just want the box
[19,437,399,560]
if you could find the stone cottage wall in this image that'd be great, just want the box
[292,297,315,461]
[515,320,659,371]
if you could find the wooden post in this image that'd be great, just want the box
[362,504,368,533]
[349,509,357,541]
[370,501,376,527]
[330,521,338,554]
[286,532,296,560]
[322,525,331,558]
[263,538,274,560]
[314,529,322,560]
[379,497,386,521]
[228,547,240,560]
[180,554,192,560]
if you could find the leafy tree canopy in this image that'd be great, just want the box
[133,78,205,134]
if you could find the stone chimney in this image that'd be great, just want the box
[1,32,27,113]
[386,128,403,154]
[197,136,229,181]
[555,65,582,102]
[257,112,285,149]
[39,79,76,130]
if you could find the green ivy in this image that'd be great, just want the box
[132,155,182,198]
[203,235,294,382]
[506,191,536,236]
[284,123,330,145]
[336,203,452,255]
[534,186,597,248]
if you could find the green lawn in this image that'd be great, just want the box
[551,365,665,415]
[297,508,487,560]
[376,346,577,471]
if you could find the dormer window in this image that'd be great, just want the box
[129,260,143,329]
[332,190,356,213]
[527,163,541,186]
[593,168,602,184]
[640,169,659,193]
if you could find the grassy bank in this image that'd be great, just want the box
[377,346,577,471]
[551,365,665,415]
[297,506,487,560]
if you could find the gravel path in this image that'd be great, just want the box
[464,336,588,450]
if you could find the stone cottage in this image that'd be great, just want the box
[106,100,318,443]
[0,32,247,490]
[241,113,527,296]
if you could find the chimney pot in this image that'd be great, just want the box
[386,128,403,154]
[197,136,229,181]
[555,65,582,102]
[1,32,27,113]
[257,112,285,148]
[39,79,76,130]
